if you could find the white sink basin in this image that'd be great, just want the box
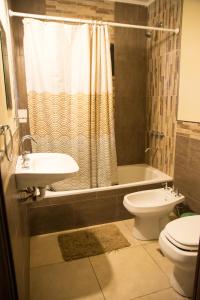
[15,153,79,189]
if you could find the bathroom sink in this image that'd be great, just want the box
[15,153,79,189]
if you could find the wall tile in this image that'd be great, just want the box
[30,203,76,235]
[174,122,200,213]
[115,3,147,165]
[146,0,182,176]
[73,196,117,228]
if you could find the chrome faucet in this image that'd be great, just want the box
[162,182,167,190]
[145,147,159,164]
[19,135,37,167]
[171,184,180,197]
[145,147,151,153]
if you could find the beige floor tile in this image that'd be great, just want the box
[114,220,140,246]
[133,288,189,300]
[30,234,64,268]
[123,218,135,232]
[30,259,104,300]
[90,245,170,300]
[138,239,159,246]
[143,242,174,278]
[30,221,137,268]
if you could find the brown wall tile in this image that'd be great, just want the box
[73,196,118,228]
[115,3,147,165]
[174,123,200,213]
[29,203,76,235]
[146,0,182,176]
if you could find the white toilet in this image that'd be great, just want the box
[159,215,200,298]
[123,188,184,240]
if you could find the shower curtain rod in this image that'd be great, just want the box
[9,10,179,34]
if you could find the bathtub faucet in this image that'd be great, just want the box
[145,147,159,165]
[145,147,151,153]
[145,147,159,155]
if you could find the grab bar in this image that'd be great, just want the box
[0,124,13,162]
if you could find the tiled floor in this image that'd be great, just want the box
[30,219,189,300]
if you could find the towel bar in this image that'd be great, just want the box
[0,124,13,162]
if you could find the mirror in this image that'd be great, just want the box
[178,0,200,123]
[0,20,12,109]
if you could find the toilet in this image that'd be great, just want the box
[123,188,184,240]
[159,215,200,298]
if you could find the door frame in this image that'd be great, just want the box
[193,238,200,300]
[0,171,18,300]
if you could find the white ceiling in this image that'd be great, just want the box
[108,0,155,6]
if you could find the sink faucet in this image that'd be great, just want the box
[19,135,37,167]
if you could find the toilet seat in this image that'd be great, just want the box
[164,215,200,252]
[164,232,198,251]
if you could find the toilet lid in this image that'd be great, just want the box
[165,232,198,251]
[165,215,200,251]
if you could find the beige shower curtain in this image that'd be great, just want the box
[23,19,118,191]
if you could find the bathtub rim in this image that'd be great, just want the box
[45,164,172,198]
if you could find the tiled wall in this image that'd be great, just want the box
[46,0,115,42]
[147,0,200,213]
[115,3,147,165]
[174,121,200,213]
[146,0,182,176]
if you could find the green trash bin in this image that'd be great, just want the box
[180,212,199,217]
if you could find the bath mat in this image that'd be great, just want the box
[58,224,130,261]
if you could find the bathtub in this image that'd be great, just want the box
[45,164,172,198]
[30,163,172,235]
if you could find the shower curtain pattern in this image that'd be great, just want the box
[23,19,118,190]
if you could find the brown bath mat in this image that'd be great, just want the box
[58,224,130,261]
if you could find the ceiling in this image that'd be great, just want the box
[108,0,155,6]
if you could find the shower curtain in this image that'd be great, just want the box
[23,19,118,191]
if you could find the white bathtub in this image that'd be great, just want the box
[118,164,171,184]
[45,164,172,198]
